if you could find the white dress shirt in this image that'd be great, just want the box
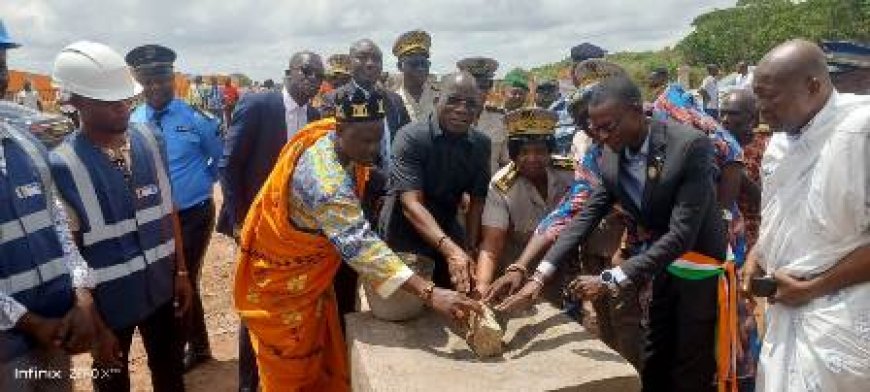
[282,88,309,141]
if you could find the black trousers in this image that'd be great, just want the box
[238,323,258,392]
[93,301,185,392]
[179,199,215,356]
[641,272,718,392]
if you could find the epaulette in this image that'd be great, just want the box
[493,162,519,193]
[551,155,575,170]
[484,105,505,114]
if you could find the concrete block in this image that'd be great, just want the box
[346,301,640,392]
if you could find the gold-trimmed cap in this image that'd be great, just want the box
[505,107,558,136]
[574,59,627,89]
[393,30,431,57]
[335,86,386,123]
[456,57,499,78]
[327,54,351,76]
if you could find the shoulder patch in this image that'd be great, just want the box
[493,162,519,193]
[551,155,575,170]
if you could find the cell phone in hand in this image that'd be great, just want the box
[750,276,777,298]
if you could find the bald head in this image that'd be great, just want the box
[349,39,383,88]
[440,72,480,98]
[437,72,482,134]
[753,39,833,133]
[289,51,321,68]
[756,39,830,84]
[720,89,758,144]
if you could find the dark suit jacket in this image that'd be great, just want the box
[322,83,410,140]
[216,91,320,236]
[544,119,727,281]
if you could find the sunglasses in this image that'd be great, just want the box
[403,58,431,68]
[286,65,324,79]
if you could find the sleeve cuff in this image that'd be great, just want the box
[535,261,557,278]
[375,264,414,298]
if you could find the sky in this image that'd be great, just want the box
[1,0,735,81]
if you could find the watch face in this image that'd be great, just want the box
[600,270,613,283]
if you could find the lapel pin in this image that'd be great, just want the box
[647,165,659,180]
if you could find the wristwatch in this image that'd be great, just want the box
[599,269,623,295]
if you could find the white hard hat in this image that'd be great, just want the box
[52,40,142,102]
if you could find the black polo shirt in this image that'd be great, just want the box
[379,113,491,260]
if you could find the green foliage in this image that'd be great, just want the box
[528,48,703,98]
[677,0,870,67]
[527,0,869,99]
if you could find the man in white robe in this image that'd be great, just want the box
[747,39,870,392]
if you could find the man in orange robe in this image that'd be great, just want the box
[234,87,480,392]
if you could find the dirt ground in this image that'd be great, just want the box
[72,188,240,391]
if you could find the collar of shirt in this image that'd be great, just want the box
[791,90,839,141]
[282,87,305,113]
[351,79,373,96]
[282,87,308,138]
[623,127,651,163]
[145,98,180,122]
[548,95,566,111]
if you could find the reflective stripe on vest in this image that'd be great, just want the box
[131,123,173,219]
[0,209,52,245]
[52,125,173,248]
[0,123,58,247]
[91,238,174,284]
[0,123,69,297]
[0,257,66,295]
[1,122,56,203]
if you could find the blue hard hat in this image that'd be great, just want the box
[0,20,21,49]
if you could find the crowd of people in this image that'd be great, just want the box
[1,16,869,392]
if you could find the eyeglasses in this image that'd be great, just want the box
[444,95,481,111]
[587,117,624,136]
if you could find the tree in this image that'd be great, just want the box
[678,0,870,68]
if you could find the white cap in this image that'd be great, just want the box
[52,40,142,102]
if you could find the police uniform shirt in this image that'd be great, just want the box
[130,98,222,210]
[395,78,438,123]
[481,163,574,270]
[476,109,510,174]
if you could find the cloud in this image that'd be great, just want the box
[1,0,735,81]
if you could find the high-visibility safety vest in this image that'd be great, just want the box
[50,123,175,330]
[0,122,73,361]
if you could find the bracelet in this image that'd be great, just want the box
[435,235,449,251]
[176,270,189,277]
[505,264,529,279]
[421,281,436,305]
